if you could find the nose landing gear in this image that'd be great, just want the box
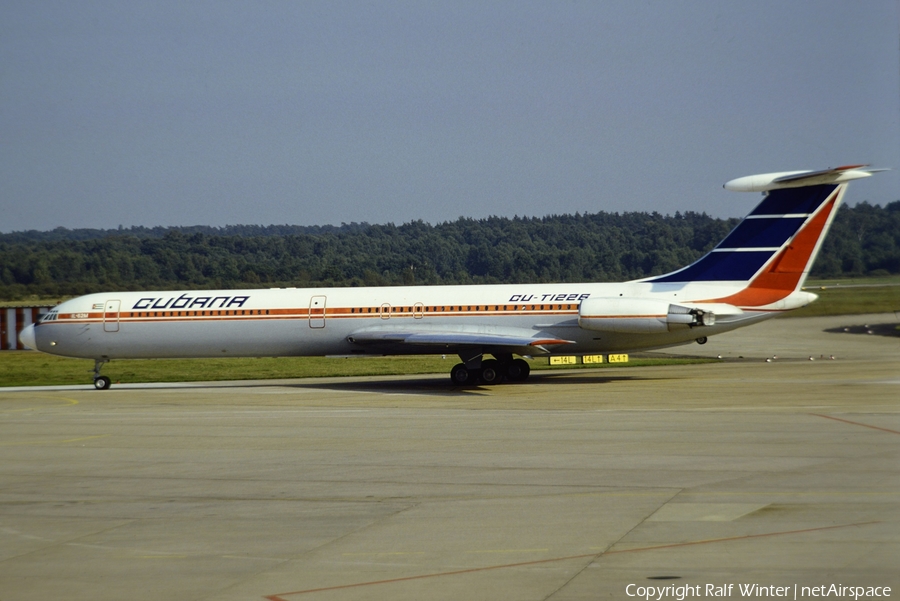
[93,359,111,390]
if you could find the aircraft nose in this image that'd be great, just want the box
[19,324,37,350]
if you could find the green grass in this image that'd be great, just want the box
[0,298,66,308]
[0,352,713,388]
[804,275,900,287]
[790,280,900,317]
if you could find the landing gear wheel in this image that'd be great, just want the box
[92,358,111,390]
[480,359,502,384]
[506,358,531,382]
[450,363,478,385]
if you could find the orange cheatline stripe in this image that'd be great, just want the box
[55,307,582,325]
[61,304,581,319]
[811,414,900,435]
[262,521,877,600]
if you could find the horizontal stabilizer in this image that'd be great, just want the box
[724,165,886,192]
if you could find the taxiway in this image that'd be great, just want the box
[1,313,898,600]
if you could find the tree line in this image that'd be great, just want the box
[1,202,898,300]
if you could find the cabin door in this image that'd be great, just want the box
[309,295,326,328]
[103,300,121,332]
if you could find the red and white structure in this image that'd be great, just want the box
[1,306,53,350]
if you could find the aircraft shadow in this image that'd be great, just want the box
[94,370,653,393]
[825,321,900,339]
[285,370,652,395]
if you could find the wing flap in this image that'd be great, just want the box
[347,326,574,350]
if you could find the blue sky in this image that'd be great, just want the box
[2,1,898,232]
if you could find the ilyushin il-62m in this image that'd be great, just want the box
[20,165,883,389]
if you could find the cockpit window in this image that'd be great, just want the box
[39,311,58,322]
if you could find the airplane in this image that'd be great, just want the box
[19,165,884,389]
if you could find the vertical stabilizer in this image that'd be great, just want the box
[647,166,883,309]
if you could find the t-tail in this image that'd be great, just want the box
[645,165,885,311]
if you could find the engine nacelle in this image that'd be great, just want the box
[578,297,716,334]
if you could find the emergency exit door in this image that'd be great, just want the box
[103,300,121,332]
[309,295,326,328]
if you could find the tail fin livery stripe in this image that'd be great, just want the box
[717,217,807,249]
[701,194,841,307]
[652,250,776,282]
[749,184,838,216]
[649,184,840,284]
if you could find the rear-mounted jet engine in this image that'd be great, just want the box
[577,297,718,334]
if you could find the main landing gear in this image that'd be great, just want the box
[450,355,530,385]
[93,359,111,390]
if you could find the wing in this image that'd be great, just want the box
[347,324,575,354]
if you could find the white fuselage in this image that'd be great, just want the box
[27,280,775,361]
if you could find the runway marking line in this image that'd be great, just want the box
[0,396,79,413]
[342,552,426,557]
[810,413,900,435]
[467,548,550,554]
[0,434,107,447]
[262,521,877,600]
